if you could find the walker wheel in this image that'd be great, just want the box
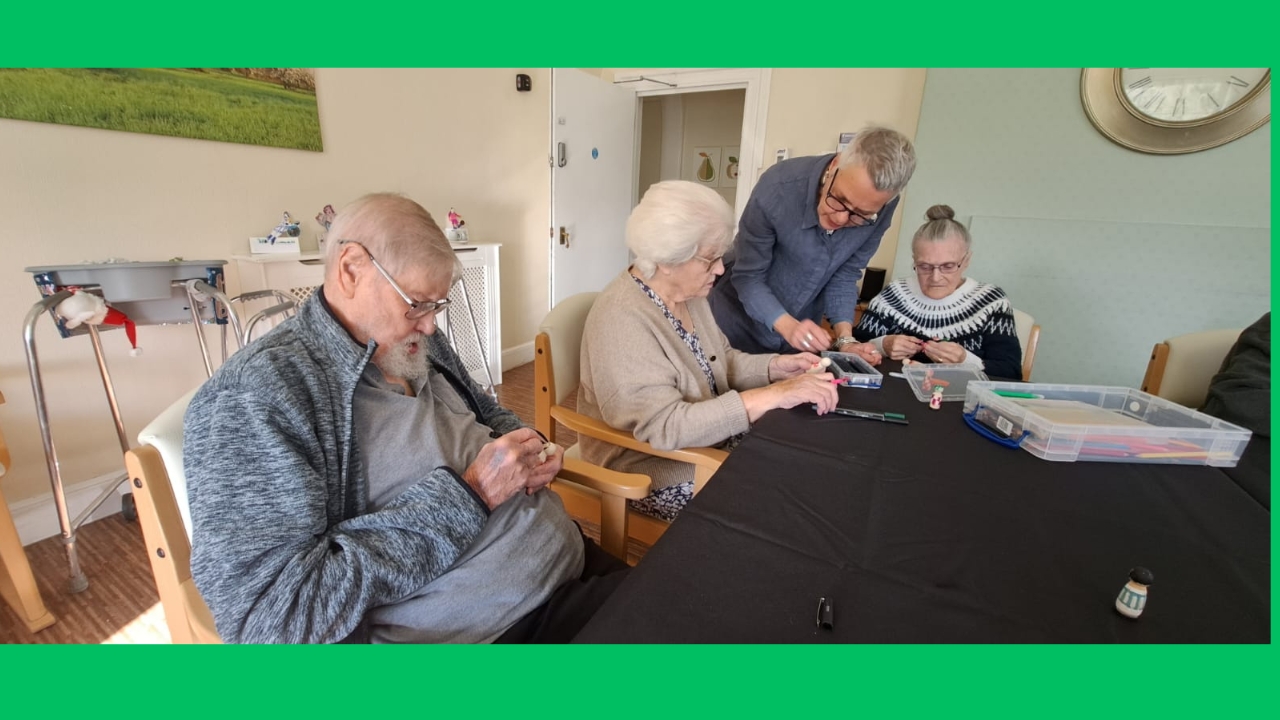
[121,493,138,522]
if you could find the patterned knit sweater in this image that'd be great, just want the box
[853,276,1023,380]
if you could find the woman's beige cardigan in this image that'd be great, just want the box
[577,271,776,491]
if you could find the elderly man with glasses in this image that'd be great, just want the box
[709,126,916,359]
[183,193,627,644]
[853,204,1023,380]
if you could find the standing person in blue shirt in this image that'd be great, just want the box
[709,126,916,359]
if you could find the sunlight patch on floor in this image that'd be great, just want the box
[101,602,171,644]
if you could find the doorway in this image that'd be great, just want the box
[549,69,770,309]
[636,89,747,216]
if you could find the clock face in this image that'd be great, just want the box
[1120,68,1270,123]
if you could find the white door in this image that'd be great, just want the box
[550,68,637,306]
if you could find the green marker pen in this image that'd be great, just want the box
[992,390,1044,399]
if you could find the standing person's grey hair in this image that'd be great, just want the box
[325,192,462,285]
[837,125,917,195]
[627,181,735,280]
[912,204,972,253]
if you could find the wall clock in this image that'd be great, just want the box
[1080,68,1270,154]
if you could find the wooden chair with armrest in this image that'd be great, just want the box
[535,293,727,553]
[1140,328,1243,408]
[0,389,58,633]
[1011,308,1041,382]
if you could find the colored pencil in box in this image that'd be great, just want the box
[1136,451,1234,459]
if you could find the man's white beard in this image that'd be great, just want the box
[375,332,431,382]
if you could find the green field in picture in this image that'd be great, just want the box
[0,68,322,151]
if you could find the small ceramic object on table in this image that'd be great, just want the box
[1115,567,1154,619]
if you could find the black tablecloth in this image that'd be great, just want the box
[575,366,1271,642]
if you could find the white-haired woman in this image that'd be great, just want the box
[854,205,1022,379]
[578,181,840,522]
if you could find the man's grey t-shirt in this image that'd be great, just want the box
[352,362,583,643]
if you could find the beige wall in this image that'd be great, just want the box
[762,69,928,275]
[0,68,551,505]
[0,67,928,511]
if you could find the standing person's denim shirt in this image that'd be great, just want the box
[710,153,900,354]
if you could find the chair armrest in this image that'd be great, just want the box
[551,406,728,471]
[181,579,222,644]
[0,390,9,477]
[557,457,651,500]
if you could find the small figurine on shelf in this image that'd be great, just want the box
[315,204,336,232]
[315,204,336,253]
[445,207,469,243]
[929,385,945,410]
[1115,567,1154,619]
[266,212,302,245]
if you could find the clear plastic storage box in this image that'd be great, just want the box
[963,381,1252,466]
[820,350,883,389]
[904,363,988,402]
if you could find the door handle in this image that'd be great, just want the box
[559,227,570,248]
[557,142,567,168]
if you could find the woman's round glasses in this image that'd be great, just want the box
[913,256,968,275]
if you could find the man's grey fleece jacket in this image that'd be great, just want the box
[183,289,522,643]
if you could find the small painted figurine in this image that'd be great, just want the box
[1115,567,1154,619]
[266,211,301,245]
[445,208,469,242]
[315,204,336,231]
[929,385,944,410]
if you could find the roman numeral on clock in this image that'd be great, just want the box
[1128,76,1153,90]
[1228,76,1250,87]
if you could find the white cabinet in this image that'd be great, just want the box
[233,242,502,387]
[440,243,502,388]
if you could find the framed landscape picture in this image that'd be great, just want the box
[0,68,323,151]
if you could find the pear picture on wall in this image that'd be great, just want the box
[691,146,721,187]
[698,154,715,181]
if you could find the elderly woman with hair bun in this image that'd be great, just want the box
[853,204,1022,379]
[578,181,840,522]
